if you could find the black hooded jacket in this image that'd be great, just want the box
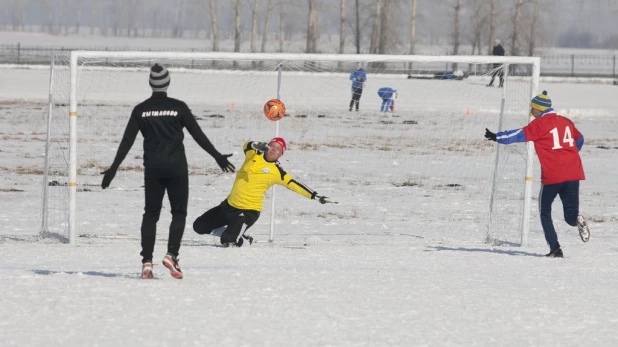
[109,92,221,177]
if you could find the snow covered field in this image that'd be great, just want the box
[1,65,618,346]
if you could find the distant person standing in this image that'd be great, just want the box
[487,39,505,88]
[349,62,367,112]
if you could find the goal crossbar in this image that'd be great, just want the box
[70,50,540,66]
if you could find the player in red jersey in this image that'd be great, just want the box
[484,91,590,258]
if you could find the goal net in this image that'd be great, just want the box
[41,51,539,246]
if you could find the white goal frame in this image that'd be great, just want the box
[42,50,540,246]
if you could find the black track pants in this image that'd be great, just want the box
[140,174,188,263]
[193,200,259,245]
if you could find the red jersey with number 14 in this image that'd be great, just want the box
[523,112,585,185]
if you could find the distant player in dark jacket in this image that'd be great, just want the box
[349,62,367,112]
[487,39,505,88]
[485,91,590,258]
[101,64,235,279]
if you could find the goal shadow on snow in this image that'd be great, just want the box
[427,246,545,257]
[32,269,135,278]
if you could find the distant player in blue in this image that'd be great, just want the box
[378,87,397,112]
[349,62,367,112]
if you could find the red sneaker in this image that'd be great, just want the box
[141,262,154,279]
[162,254,183,279]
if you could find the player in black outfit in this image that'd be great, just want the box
[487,39,506,88]
[101,64,235,279]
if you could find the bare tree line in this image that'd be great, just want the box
[1,0,616,55]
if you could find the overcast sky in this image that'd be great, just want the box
[1,0,617,50]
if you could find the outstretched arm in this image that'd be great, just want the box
[181,103,222,157]
[274,165,317,200]
[110,112,140,169]
[277,170,337,204]
[101,111,139,188]
[496,128,526,144]
[485,128,526,144]
[282,174,317,200]
[181,103,235,172]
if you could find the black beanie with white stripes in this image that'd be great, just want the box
[149,63,170,92]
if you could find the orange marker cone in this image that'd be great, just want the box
[465,108,471,116]
[231,103,235,109]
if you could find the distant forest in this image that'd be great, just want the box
[1,0,617,55]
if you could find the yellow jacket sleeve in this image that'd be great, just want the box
[243,141,257,159]
[278,171,317,200]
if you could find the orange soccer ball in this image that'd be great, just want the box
[263,99,286,121]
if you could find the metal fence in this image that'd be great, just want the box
[1,43,616,78]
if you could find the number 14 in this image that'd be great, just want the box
[549,126,574,149]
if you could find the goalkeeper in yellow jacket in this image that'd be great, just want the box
[193,137,333,247]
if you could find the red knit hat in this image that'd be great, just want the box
[269,137,287,153]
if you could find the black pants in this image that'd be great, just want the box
[349,87,363,110]
[193,200,260,245]
[488,64,504,87]
[140,174,188,263]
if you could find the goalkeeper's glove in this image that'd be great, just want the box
[315,194,338,204]
[251,141,270,152]
[101,167,117,189]
[215,153,235,173]
[484,128,497,142]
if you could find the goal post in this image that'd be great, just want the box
[41,50,540,246]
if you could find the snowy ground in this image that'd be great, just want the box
[2,65,618,346]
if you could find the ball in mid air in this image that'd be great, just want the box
[263,99,286,121]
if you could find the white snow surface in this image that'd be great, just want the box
[2,65,618,347]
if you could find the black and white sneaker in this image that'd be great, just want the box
[545,248,564,258]
[222,235,253,248]
[243,234,254,245]
[577,214,590,242]
[221,239,241,248]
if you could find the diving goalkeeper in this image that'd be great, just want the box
[193,137,334,247]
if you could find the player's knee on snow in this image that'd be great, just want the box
[193,217,208,234]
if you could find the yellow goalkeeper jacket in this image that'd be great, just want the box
[226,141,317,211]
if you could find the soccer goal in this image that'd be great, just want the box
[41,51,540,246]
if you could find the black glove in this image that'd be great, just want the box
[101,167,117,189]
[485,128,497,142]
[215,154,235,173]
[251,142,270,152]
[319,196,329,204]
